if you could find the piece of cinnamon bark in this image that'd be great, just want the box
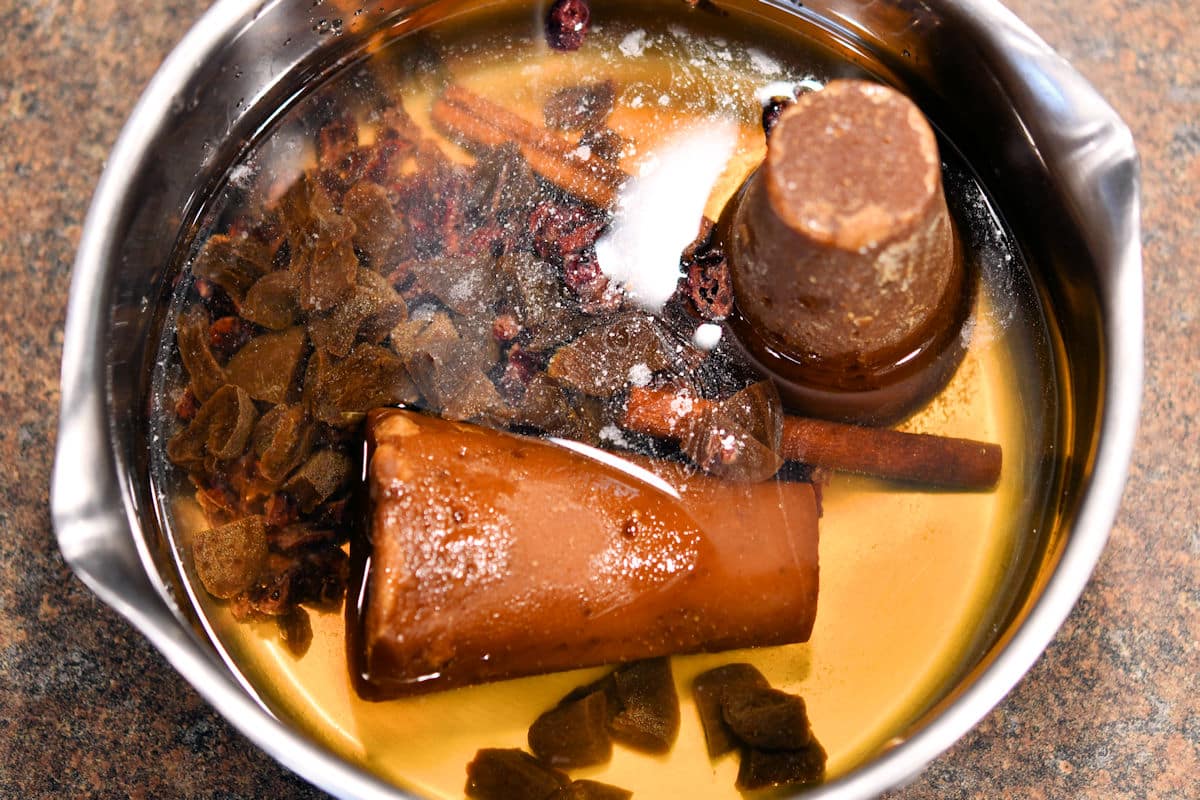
[355,408,819,699]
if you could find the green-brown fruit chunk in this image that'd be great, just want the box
[307,343,418,427]
[528,688,613,769]
[722,686,813,751]
[692,663,770,758]
[464,748,569,800]
[192,515,268,599]
[735,739,827,791]
[225,326,307,404]
[192,233,270,304]
[546,779,632,800]
[608,658,679,754]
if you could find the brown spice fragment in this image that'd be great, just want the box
[277,606,314,657]
[547,314,677,397]
[682,217,733,321]
[307,343,418,427]
[343,181,410,271]
[722,686,813,751]
[241,270,300,330]
[208,316,254,361]
[736,740,827,791]
[282,449,353,514]
[192,233,271,305]
[308,268,407,357]
[252,404,315,485]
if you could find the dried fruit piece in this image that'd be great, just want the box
[544,0,591,52]
[241,270,300,330]
[543,81,616,131]
[192,233,270,305]
[546,780,632,800]
[343,181,410,271]
[246,547,349,616]
[722,686,813,751]
[528,688,613,769]
[464,749,569,800]
[176,307,227,401]
[735,740,827,791]
[167,384,258,469]
[192,515,268,599]
[409,255,499,318]
[548,314,677,396]
[308,343,418,427]
[692,663,771,758]
[309,268,407,357]
[282,449,352,514]
[680,381,784,483]
[224,326,307,404]
[252,404,315,485]
[209,316,254,360]
[608,658,680,754]
[762,95,795,139]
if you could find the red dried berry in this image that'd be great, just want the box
[492,313,522,343]
[209,316,254,360]
[762,96,794,139]
[175,387,199,422]
[545,0,591,52]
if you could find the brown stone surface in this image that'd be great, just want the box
[0,1,1193,798]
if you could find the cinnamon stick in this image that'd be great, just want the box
[622,386,1002,490]
[431,86,627,208]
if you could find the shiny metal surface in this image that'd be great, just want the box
[51,0,1141,797]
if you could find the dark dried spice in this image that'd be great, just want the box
[465,749,569,800]
[264,492,300,529]
[316,112,359,170]
[722,686,813,751]
[269,523,338,553]
[192,233,271,305]
[735,740,827,791]
[762,95,795,139]
[277,606,314,658]
[686,241,729,321]
[246,546,349,616]
[543,81,616,131]
[224,326,308,405]
[546,780,632,800]
[191,515,268,600]
[530,201,607,262]
[282,448,353,514]
[608,658,680,754]
[547,314,677,397]
[528,688,613,769]
[510,373,600,443]
[241,270,300,330]
[578,127,626,163]
[309,268,408,357]
[692,663,770,758]
[252,404,315,485]
[177,307,227,402]
[545,0,591,51]
[209,315,254,361]
[343,181,410,272]
[308,343,418,426]
[280,178,359,313]
[167,384,258,469]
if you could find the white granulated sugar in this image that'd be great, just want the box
[796,77,826,93]
[629,95,645,109]
[669,394,694,418]
[716,49,732,62]
[595,121,738,312]
[692,323,723,351]
[658,94,671,106]
[570,144,592,160]
[599,424,631,448]
[748,48,782,75]
[619,29,648,57]
[627,363,653,387]
[756,80,798,104]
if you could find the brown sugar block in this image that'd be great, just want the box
[726,80,967,422]
[356,409,819,699]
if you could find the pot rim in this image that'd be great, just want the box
[51,1,1142,798]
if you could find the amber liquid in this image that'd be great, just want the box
[153,2,1060,797]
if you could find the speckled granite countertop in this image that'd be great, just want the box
[1,0,1195,797]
